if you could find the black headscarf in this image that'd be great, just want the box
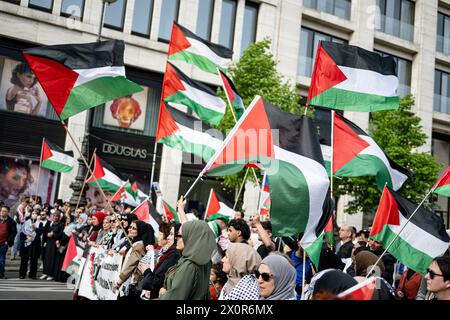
[122,213,138,233]
[169,223,182,251]
[313,270,358,296]
[132,220,155,247]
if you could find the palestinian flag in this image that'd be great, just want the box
[208,221,220,239]
[218,70,245,120]
[163,62,226,125]
[205,189,235,222]
[132,199,160,238]
[333,112,412,191]
[307,41,399,112]
[162,200,180,223]
[156,103,223,162]
[370,186,450,275]
[338,277,378,300]
[111,181,128,202]
[433,166,450,197]
[23,40,143,120]
[320,144,331,177]
[168,22,233,74]
[202,96,330,237]
[125,181,139,199]
[258,173,271,216]
[324,214,335,248]
[40,138,74,173]
[62,234,85,272]
[86,155,123,193]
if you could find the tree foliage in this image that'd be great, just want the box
[216,38,302,189]
[334,94,442,215]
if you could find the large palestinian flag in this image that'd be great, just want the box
[333,112,412,191]
[40,138,74,173]
[218,70,245,120]
[370,186,450,275]
[168,22,233,74]
[156,103,223,162]
[23,40,142,120]
[433,166,450,197]
[202,96,330,237]
[163,62,226,125]
[307,41,399,112]
[205,189,235,222]
[86,155,123,193]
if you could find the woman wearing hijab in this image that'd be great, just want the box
[310,269,358,299]
[159,220,216,300]
[96,215,114,249]
[74,213,88,236]
[41,211,64,281]
[86,212,106,244]
[138,223,182,299]
[258,253,297,300]
[219,242,261,300]
[114,220,155,296]
[354,251,385,280]
[112,213,138,252]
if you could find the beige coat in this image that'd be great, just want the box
[118,241,145,284]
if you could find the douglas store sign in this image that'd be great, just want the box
[102,143,148,159]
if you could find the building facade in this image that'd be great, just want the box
[0,0,448,228]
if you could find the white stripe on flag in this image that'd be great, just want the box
[218,201,235,218]
[74,66,126,86]
[335,66,398,97]
[49,150,74,167]
[185,37,231,69]
[177,123,223,150]
[181,80,226,114]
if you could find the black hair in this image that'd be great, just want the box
[350,226,357,236]
[228,218,251,241]
[159,222,173,239]
[353,245,370,256]
[211,263,228,287]
[261,221,272,233]
[10,62,38,87]
[1,205,10,212]
[236,211,244,219]
[0,158,31,176]
[434,255,450,282]
[356,229,369,238]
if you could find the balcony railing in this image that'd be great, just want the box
[303,0,351,20]
[436,35,450,56]
[434,94,450,115]
[377,14,414,42]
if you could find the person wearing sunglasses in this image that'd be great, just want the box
[424,255,450,300]
[258,252,297,300]
[219,242,261,300]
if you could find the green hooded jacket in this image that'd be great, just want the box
[159,220,217,300]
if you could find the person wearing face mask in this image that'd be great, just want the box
[28,208,45,280]
[41,210,64,281]
[18,208,37,279]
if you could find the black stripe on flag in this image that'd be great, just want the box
[175,22,233,59]
[215,192,233,209]
[168,62,218,96]
[388,187,450,242]
[263,101,325,168]
[23,40,125,70]
[98,156,124,180]
[321,41,397,76]
[45,139,74,157]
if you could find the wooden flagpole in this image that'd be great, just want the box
[75,147,97,212]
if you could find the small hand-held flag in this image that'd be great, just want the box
[40,138,74,173]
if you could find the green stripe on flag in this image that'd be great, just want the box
[434,185,450,197]
[41,159,73,173]
[89,179,121,193]
[169,51,227,75]
[309,87,399,112]
[61,76,143,120]
[304,232,324,269]
[159,134,217,162]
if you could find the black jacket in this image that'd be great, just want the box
[140,249,181,299]
[4,216,17,247]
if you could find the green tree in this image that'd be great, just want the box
[334,94,442,215]
[216,38,302,189]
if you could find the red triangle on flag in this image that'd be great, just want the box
[162,63,186,99]
[370,186,401,237]
[86,155,106,183]
[156,103,180,141]
[134,200,150,223]
[131,182,138,193]
[162,201,174,221]
[205,189,221,219]
[333,113,370,173]
[61,235,78,271]
[111,185,127,202]
[168,23,192,56]
[23,53,79,117]
[41,139,53,162]
[307,42,347,104]
[339,278,377,300]
[433,166,450,189]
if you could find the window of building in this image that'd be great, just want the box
[434,69,450,115]
[240,1,258,55]
[61,0,85,20]
[298,27,346,78]
[376,0,415,42]
[196,0,215,41]
[437,12,450,56]
[28,0,53,12]
[3,0,21,5]
[376,51,411,98]
[103,0,127,31]
[132,0,154,37]
[304,0,351,20]
[158,0,180,42]
[219,0,237,49]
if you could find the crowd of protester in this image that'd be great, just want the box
[1,194,450,301]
